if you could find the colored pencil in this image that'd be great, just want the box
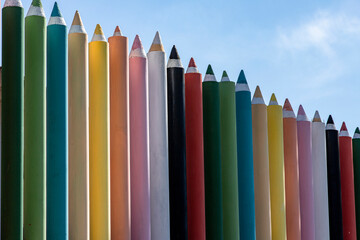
[282,99,301,240]
[235,70,256,240]
[89,24,110,239]
[219,71,240,240]
[267,93,287,240]
[185,58,205,240]
[312,111,330,240]
[167,45,188,240]
[252,86,271,240]
[108,26,130,240]
[148,32,170,240]
[46,3,68,239]
[68,11,89,240]
[129,35,150,240]
[339,122,357,240]
[326,115,343,239]
[352,127,360,238]
[24,0,46,238]
[203,65,223,240]
[297,105,315,240]
[1,0,24,238]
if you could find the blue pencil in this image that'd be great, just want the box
[46,2,68,239]
[235,70,256,239]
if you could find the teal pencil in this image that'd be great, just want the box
[24,0,46,239]
[1,0,24,238]
[46,2,68,239]
[235,70,256,239]
[219,71,240,240]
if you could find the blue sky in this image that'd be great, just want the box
[10,0,360,132]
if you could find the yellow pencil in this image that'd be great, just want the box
[267,93,287,240]
[89,24,110,239]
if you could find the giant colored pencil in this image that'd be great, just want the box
[339,122,357,240]
[326,115,343,239]
[312,111,330,240]
[267,93,287,240]
[148,32,170,240]
[167,45,187,240]
[68,11,89,240]
[252,86,271,240]
[46,3,68,239]
[1,0,24,238]
[219,71,240,240]
[235,70,256,240]
[129,35,150,240]
[297,105,315,240]
[108,26,130,240]
[203,65,223,240]
[185,58,205,240]
[24,1,46,238]
[89,24,110,239]
[282,99,301,240]
[352,128,360,238]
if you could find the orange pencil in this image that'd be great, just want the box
[108,26,130,240]
[282,99,301,240]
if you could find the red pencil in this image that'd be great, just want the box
[339,122,357,240]
[185,58,206,240]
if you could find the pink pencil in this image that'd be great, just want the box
[297,105,315,240]
[129,35,150,240]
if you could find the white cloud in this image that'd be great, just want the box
[277,11,360,56]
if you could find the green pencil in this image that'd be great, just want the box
[1,0,24,238]
[219,71,240,240]
[352,127,360,237]
[203,65,223,240]
[24,0,46,239]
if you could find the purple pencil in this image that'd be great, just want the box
[297,105,315,240]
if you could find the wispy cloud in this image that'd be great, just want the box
[277,11,360,56]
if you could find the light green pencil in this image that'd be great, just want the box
[24,0,46,239]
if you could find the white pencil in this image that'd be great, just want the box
[312,111,330,240]
[147,31,170,240]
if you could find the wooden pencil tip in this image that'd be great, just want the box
[237,70,247,84]
[169,45,180,59]
[149,31,164,52]
[283,99,293,111]
[113,26,122,36]
[204,65,217,82]
[4,0,23,8]
[340,122,347,132]
[297,105,309,121]
[327,115,334,125]
[50,2,61,17]
[71,11,83,26]
[91,24,106,42]
[252,86,265,104]
[131,35,143,50]
[221,71,230,82]
[186,58,199,73]
[312,111,322,122]
[206,65,214,75]
[356,127,360,134]
[269,93,278,105]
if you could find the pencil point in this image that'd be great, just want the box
[354,127,360,139]
[169,45,180,59]
[204,65,216,82]
[186,58,199,73]
[297,105,309,121]
[327,115,334,125]
[283,99,295,118]
[113,26,122,36]
[269,93,278,105]
[252,86,265,104]
[221,71,230,82]
[51,2,61,17]
[4,0,23,8]
[69,11,86,33]
[340,122,348,132]
[237,70,247,84]
[91,24,106,42]
[130,35,146,58]
[312,111,322,122]
[149,31,164,52]
[27,0,45,17]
